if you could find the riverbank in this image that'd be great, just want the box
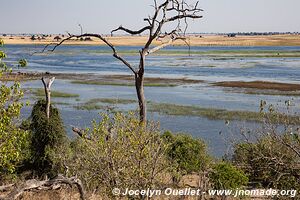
[2,34,300,46]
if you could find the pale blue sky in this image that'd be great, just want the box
[1,0,299,34]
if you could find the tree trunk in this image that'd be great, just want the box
[135,73,146,123]
[41,77,55,119]
[45,87,51,119]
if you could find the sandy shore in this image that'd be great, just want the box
[2,34,300,46]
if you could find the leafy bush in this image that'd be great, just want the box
[209,162,248,190]
[66,112,172,196]
[162,131,210,175]
[0,40,29,177]
[29,99,68,176]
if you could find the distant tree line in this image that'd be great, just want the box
[3,31,299,38]
[218,32,300,36]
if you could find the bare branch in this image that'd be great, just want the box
[146,34,189,56]
[111,25,151,36]
[153,0,158,9]
[167,1,203,12]
[43,34,137,75]
[144,17,152,25]
[146,39,174,55]
[166,14,203,22]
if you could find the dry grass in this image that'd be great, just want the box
[2,34,300,46]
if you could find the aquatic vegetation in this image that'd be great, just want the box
[221,88,300,96]
[213,81,300,91]
[32,88,79,98]
[148,103,260,121]
[148,102,300,124]
[244,89,300,96]
[71,80,177,87]
[74,104,106,111]
[52,101,71,105]
[73,98,136,111]
[70,75,202,87]
[86,98,136,104]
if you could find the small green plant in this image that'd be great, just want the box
[18,59,27,68]
[209,162,248,190]
[162,131,210,174]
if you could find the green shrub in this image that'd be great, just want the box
[162,131,210,174]
[29,99,68,176]
[0,40,29,178]
[209,162,248,190]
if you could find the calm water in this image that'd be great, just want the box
[4,44,300,157]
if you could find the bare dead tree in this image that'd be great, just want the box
[44,0,202,123]
[78,23,83,35]
[41,77,55,119]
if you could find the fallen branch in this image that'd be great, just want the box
[0,175,85,200]
[0,184,14,192]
